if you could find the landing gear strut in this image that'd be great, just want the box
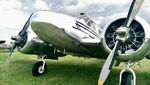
[32,55,47,76]
[119,62,136,85]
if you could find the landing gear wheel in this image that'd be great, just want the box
[32,61,47,76]
[121,72,133,85]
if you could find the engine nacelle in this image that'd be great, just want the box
[17,37,54,55]
[16,29,65,59]
[102,16,150,62]
[15,27,55,55]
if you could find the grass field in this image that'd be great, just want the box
[0,50,150,85]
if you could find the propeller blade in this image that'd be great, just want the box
[19,13,33,36]
[6,43,16,64]
[98,40,121,85]
[125,0,144,27]
[9,43,17,56]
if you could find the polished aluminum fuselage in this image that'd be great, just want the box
[30,11,107,58]
[28,11,150,61]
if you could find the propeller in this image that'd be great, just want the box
[5,13,33,64]
[98,0,144,85]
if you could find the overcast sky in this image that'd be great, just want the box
[0,0,150,43]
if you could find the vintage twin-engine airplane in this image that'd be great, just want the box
[8,0,150,85]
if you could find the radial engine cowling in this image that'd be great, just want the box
[16,29,54,55]
[102,16,150,62]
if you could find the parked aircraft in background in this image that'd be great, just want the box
[7,0,150,85]
[0,40,11,51]
[0,40,6,44]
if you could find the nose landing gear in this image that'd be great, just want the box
[32,55,47,76]
[119,62,136,85]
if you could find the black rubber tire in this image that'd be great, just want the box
[32,61,47,76]
[121,72,133,85]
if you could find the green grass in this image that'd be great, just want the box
[0,50,150,85]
